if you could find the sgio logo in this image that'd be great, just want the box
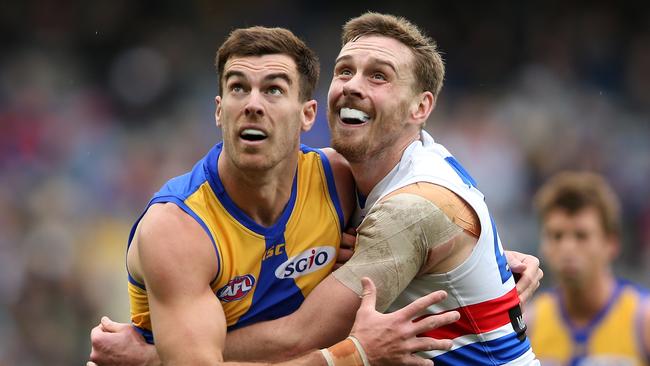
[217,274,255,302]
[275,246,335,279]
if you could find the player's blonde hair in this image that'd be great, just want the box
[341,12,445,98]
[534,171,621,236]
[216,26,320,101]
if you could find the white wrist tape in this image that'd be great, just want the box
[348,335,370,366]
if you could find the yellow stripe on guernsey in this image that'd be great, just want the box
[127,143,344,344]
[529,281,650,366]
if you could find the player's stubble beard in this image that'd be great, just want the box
[329,102,410,164]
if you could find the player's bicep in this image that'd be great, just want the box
[333,193,462,312]
[137,204,225,364]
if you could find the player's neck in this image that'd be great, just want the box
[218,152,298,228]
[561,271,615,327]
[350,131,420,197]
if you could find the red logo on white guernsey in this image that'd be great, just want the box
[275,246,335,279]
[217,274,255,302]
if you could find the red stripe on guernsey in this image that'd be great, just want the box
[419,287,520,339]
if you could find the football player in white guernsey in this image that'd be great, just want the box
[89,17,543,366]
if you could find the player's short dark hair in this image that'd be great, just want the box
[342,12,445,98]
[216,26,319,101]
[534,171,621,236]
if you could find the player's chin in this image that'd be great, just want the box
[235,154,276,171]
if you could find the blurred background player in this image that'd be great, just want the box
[527,171,650,365]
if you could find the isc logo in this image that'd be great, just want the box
[275,246,335,279]
[216,274,256,302]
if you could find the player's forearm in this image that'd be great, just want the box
[225,280,358,361]
[224,318,321,361]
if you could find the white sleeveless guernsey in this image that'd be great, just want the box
[353,131,538,365]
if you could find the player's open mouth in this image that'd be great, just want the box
[240,128,267,142]
[339,107,370,125]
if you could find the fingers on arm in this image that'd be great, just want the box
[508,251,543,304]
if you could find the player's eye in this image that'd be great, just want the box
[336,67,353,77]
[266,86,284,96]
[230,84,245,93]
[371,72,386,81]
[549,231,563,242]
[575,230,588,241]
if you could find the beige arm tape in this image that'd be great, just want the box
[333,193,463,312]
[320,336,369,366]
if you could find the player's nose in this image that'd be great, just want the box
[244,90,265,117]
[342,73,366,99]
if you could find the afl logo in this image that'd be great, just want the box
[275,246,336,279]
[217,274,256,302]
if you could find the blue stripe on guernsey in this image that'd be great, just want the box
[444,156,478,188]
[133,325,154,344]
[126,196,221,289]
[491,218,513,284]
[228,233,305,331]
[432,332,531,366]
[300,145,345,229]
[204,143,298,236]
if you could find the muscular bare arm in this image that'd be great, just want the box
[128,203,330,366]
[135,203,225,365]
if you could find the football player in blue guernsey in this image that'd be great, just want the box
[527,172,650,366]
[89,22,543,366]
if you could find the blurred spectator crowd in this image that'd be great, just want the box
[0,1,647,364]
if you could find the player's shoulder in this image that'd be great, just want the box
[137,203,211,254]
[617,278,650,296]
[135,203,217,284]
[383,182,480,235]
[318,147,350,169]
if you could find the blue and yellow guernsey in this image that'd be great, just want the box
[529,280,650,366]
[127,143,344,343]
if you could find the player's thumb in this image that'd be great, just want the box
[100,316,121,332]
[360,277,377,311]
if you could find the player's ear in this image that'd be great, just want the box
[606,234,621,260]
[215,96,222,127]
[301,99,317,132]
[409,91,434,127]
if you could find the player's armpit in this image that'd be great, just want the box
[333,193,463,312]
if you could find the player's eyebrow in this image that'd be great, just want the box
[370,58,397,74]
[224,70,246,82]
[334,54,398,75]
[223,71,292,85]
[334,54,353,66]
[264,72,292,85]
